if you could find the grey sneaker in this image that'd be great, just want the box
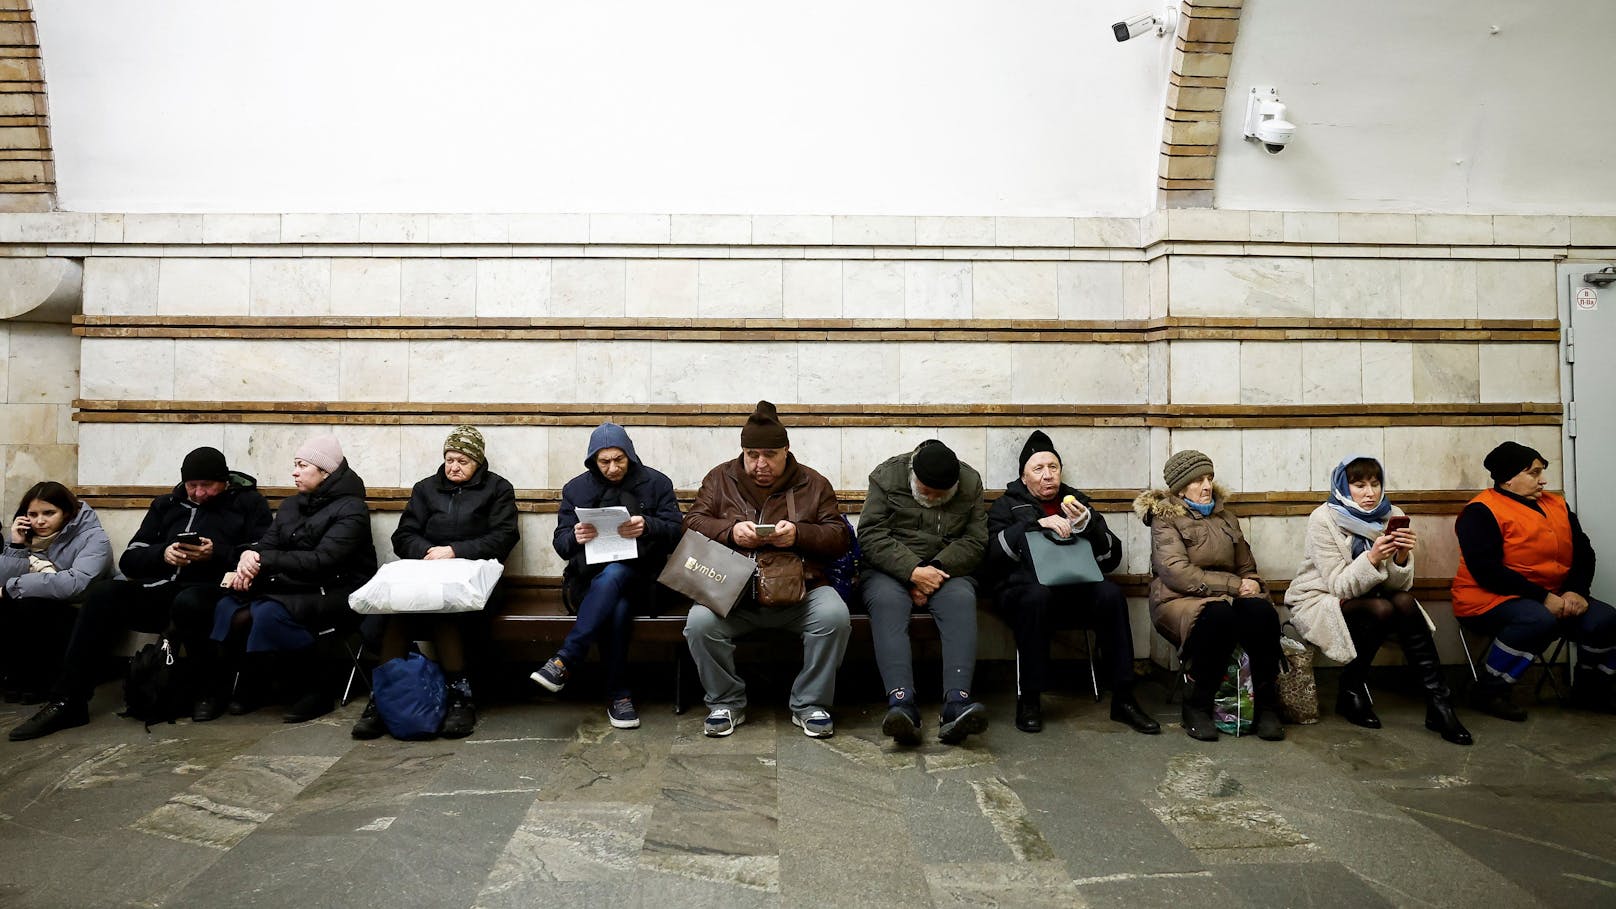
[791,706,834,738]
[703,707,745,737]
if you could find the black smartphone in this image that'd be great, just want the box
[174,531,203,546]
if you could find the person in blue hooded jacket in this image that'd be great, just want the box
[531,423,682,728]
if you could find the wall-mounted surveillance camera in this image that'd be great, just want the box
[1243,86,1295,155]
[1112,8,1177,42]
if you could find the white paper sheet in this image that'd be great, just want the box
[576,506,638,564]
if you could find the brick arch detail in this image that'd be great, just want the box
[1158,0,1244,209]
[0,1,52,212]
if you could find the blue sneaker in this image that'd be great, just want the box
[882,688,922,745]
[608,697,640,730]
[938,700,989,745]
[703,707,745,737]
[530,656,569,693]
[791,706,835,738]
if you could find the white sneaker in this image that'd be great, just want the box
[703,707,745,737]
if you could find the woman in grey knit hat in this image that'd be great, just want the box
[1134,450,1283,742]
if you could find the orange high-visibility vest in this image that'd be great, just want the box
[1450,489,1574,617]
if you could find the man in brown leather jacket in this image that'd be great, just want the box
[682,401,852,739]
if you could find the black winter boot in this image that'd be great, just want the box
[1468,678,1527,722]
[280,648,333,724]
[1570,668,1616,715]
[190,642,233,722]
[440,676,477,739]
[1254,681,1286,741]
[1399,625,1472,745]
[351,698,386,739]
[1181,677,1219,742]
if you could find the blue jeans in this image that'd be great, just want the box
[556,563,636,699]
[1460,595,1616,685]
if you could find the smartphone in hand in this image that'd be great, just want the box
[753,524,777,538]
[1384,516,1411,534]
[174,531,203,547]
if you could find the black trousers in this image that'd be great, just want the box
[53,579,220,702]
[2,595,77,694]
[1182,596,1282,690]
[996,578,1135,694]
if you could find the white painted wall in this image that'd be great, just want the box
[35,0,1172,216]
[1218,0,1616,214]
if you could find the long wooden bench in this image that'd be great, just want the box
[479,574,1467,712]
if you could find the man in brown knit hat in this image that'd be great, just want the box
[683,401,852,738]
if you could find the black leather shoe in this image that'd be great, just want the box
[1425,698,1474,745]
[1110,697,1161,735]
[283,692,334,724]
[351,699,386,740]
[1014,695,1043,733]
[1335,684,1382,729]
[9,699,89,742]
[192,694,230,723]
[1469,685,1527,722]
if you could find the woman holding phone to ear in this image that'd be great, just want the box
[1285,455,1471,745]
[0,482,112,715]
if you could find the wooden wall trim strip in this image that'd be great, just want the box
[76,486,1492,517]
[73,314,1560,344]
[71,400,1564,430]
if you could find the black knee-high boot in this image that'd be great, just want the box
[1400,623,1473,745]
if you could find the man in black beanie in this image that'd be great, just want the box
[976,430,1160,736]
[683,402,853,739]
[857,440,990,745]
[11,447,273,740]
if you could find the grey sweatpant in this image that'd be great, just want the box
[862,571,978,697]
[683,585,851,712]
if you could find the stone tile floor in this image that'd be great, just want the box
[1,677,1613,908]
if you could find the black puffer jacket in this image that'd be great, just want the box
[978,480,1122,595]
[391,465,519,561]
[250,461,378,629]
[119,471,273,587]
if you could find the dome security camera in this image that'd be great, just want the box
[1254,116,1295,154]
[1243,86,1296,155]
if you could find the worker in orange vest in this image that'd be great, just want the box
[1451,441,1613,721]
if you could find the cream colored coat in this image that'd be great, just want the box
[1284,503,1428,663]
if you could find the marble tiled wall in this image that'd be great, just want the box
[0,322,79,514]
[83,256,1162,321]
[29,208,1589,665]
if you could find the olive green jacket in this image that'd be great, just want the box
[856,447,988,582]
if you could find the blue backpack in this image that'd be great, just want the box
[825,515,861,603]
[372,653,446,740]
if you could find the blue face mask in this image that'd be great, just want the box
[1183,498,1214,517]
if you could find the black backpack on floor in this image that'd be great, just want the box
[120,638,192,730]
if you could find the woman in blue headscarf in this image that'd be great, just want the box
[1286,455,1471,744]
